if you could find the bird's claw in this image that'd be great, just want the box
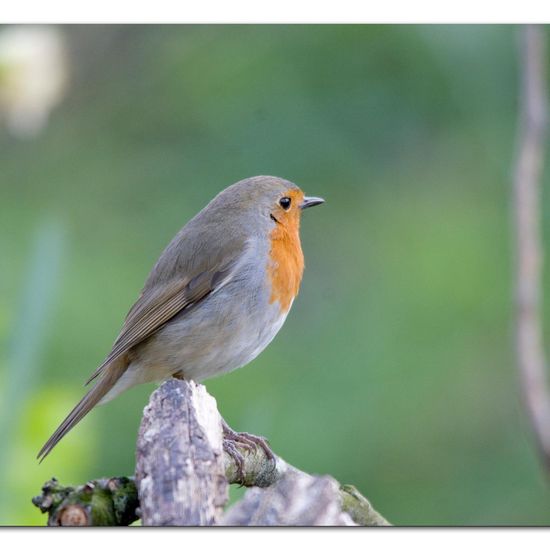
[223,439,247,485]
[221,421,276,484]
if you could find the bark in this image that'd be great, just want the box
[220,471,354,526]
[33,379,390,526]
[135,379,228,526]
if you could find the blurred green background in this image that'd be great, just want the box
[1,24,548,526]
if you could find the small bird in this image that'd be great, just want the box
[38,175,324,462]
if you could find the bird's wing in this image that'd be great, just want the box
[84,254,242,386]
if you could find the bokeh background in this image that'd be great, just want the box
[1,24,548,526]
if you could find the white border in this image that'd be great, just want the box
[2,529,550,547]
[2,0,550,24]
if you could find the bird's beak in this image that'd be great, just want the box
[300,196,325,210]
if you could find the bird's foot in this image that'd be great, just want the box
[221,419,276,484]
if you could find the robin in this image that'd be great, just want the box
[37,175,324,463]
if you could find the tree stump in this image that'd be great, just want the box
[135,379,228,526]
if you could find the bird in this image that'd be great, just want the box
[37,175,324,463]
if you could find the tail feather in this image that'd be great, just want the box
[37,359,127,462]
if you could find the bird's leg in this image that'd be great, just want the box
[221,418,276,482]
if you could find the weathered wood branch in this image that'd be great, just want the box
[34,379,389,526]
[32,476,138,526]
[221,470,354,526]
[136,380,228,525]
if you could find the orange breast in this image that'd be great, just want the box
[267,211,304,313]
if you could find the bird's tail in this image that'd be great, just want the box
[37,358,128,462]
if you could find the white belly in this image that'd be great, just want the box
[100,289,292,404]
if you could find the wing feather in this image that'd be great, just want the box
[84,261,240,386]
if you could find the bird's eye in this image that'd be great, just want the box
[279,197,291,210]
